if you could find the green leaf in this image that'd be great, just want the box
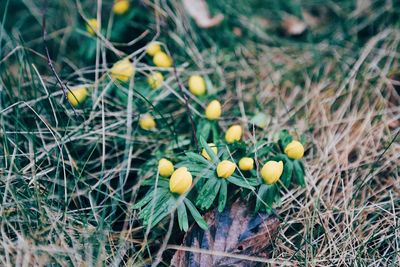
[227,176,254,190]
[149,199,174,228]
[177,163,212,174]
[195,178,220,210]
[218,180,227,212]
[149,209,170,228]
[200,121,211,141]
[141,177,169,188]
[185,152,212,166]
[255,184,276,212]
[133,189,166,209]
[202,179,221,210]
[139,192,170,221]
[184,198,208,230]
[293,160,305,187]
[255,184,268,212]
[196,178,217,203]
[245,177,261,187]
[140,194,173,228]
[256,145,271,158]
[250,112,268,128]
[280,158,293,187]
[212,123,219,143]
[278,129,293,149]
[177,202,189,231]
[200,136,219,163]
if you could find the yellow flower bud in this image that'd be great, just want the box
[169,167,193,194]
[86,19,99,35]
[188,75,206,96]
[139,114,156,130]
[201,143,218,161]
[158,158,174,177]
[153,51,173,68]
[113,0,129,15]
[146,42,161,56]
[238,157,254,171]
[110,59,135,82]
[225,125,242,144]
[205,100,221,120]
[147,72,164,89]
[284,140,304,160]
[261,160,284,184]
[67,86,88,107]
[216,160,236,178]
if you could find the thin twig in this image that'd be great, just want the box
[172,62,199,150]
[41,0,79,117]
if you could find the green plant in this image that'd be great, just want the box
[133,123,306,231]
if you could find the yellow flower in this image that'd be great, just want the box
[216,160,236,178]
[284,140,304,160]
[225,125,242,144]
[205,100,221,120]
[238,157,254,171]
[261,160,284,184]
[67,86,88,107]
[147,72,164,89]
[139,114,156,130]
[110,59,135,82]
[153,51,173,68]
[201,143,218,161]
[188,75,206,96]
[169,167,193,194]
[86,18,99,35]
[146,42,161,56]
[113,0,129,15]
[158,158,174,177]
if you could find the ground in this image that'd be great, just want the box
[0,0,399,266]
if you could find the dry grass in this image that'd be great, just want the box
[0,0,399,266]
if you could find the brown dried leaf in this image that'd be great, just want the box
[171,200,280,266]
[282,15,307,35]
[182,0,224,28]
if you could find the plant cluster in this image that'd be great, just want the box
[133,112,306,232]
[63,0,307,233]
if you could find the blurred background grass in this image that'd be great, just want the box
[1,0,399,266]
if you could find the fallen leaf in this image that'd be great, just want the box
[182,0,224,28]
[282,15,307,35]
[171,200,280,266]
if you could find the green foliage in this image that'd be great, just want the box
[134,121,305,230]
[2,0,398,265]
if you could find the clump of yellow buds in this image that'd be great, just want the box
[169,167,193,195]
[284,140,304,160]
[153,51,173,68]
[86,18,99,35]
[158,158,174,177]
[225,125,242,144]
[188,75,206,96]
[146,42,161,56]
[261,160,283,184]
[110,59,135,82]
[139,114,156,130]
[205,100,221,120]
[67,86,88,107]
[216,160,236,178]
[201,143,218,161]
[113,0,129,15]
[147,72,164,89]
[238,157,254,171]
